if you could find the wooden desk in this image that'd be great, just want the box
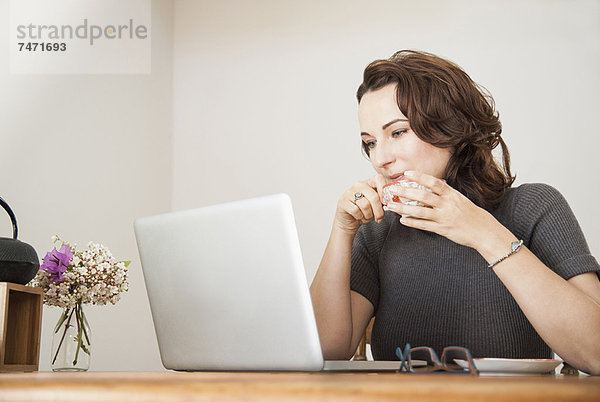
[0,372,598,401]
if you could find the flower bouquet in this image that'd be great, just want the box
[31,235,129,371]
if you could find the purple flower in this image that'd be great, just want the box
[40,244,73,283]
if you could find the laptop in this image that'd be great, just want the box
[134,193,400,372]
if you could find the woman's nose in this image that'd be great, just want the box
[371,141,395,169]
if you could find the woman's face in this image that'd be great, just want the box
[358,84,452,181]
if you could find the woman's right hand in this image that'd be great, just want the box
[334,174,389,234]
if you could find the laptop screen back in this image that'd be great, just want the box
[134,194,323,371]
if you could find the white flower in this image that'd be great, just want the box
[31,236,129,308]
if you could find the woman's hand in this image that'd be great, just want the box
[334,174,389,234]
[384,171,508,251]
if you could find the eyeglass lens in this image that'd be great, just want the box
[408,347,441,372]
[441,347,477,372]
[441,348,468,370]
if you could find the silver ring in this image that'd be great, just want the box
[354,192,364,201]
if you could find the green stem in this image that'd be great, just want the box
[53,309,69,334]
[80,305,91,347]
[52,307,75,365]
[73,302,83,365]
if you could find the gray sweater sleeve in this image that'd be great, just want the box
[350,228,380,311]
[512,183,600,280]
[349,214,394,311]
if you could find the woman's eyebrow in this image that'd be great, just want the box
[382,118,408,130]
[361,118,409,136]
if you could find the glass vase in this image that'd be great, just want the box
[51,300,91,372]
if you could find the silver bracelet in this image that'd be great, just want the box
[488,240,524,269]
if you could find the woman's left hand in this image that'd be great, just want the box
[385,170,507,250]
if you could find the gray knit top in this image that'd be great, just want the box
[350,183,600,360]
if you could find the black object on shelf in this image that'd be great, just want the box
[0,197,39,285]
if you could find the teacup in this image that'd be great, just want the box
[382,175,432,217]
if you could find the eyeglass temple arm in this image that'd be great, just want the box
[396,344,411,372]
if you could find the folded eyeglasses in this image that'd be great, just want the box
[395,344,479,375]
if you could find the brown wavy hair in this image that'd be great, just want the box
[357,50,515,210]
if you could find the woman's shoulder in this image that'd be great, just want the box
[511,182,564,197]
[502,182,567,210]
[502,182,597,279]
[499,182,574,237]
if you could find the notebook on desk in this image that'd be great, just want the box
[134,193,400,372]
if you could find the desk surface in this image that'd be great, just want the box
[0,372,599,401]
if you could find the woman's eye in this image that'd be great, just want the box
[392,129,407,137]
[365,140,376,149]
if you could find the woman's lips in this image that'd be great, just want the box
[388,173,405,181]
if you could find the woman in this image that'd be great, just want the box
[309,50,600,374]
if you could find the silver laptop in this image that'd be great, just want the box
[134,193,400,372]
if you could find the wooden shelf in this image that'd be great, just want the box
[0,282,43,372]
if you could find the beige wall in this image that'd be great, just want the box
[0,0,172,371]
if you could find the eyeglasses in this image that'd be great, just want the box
[396,344,479,375]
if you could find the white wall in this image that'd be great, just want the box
[0,0,172,371]
[172,0,600,285]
